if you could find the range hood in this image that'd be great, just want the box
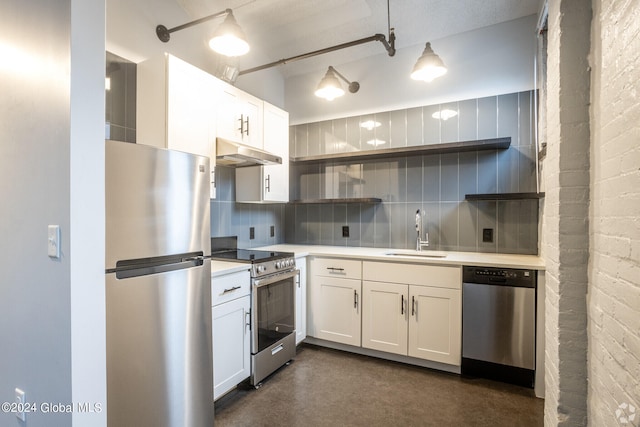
[216,138,282,167]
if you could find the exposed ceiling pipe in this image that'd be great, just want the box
[238,32,395,76]
[238,0,396,76]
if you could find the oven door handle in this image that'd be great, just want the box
[253,269,299,288]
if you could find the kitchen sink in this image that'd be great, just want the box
[384,250,448,258]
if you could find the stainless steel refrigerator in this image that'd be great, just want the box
[105,140,214,427]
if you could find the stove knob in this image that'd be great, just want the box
[276,261,282,269]
[257,265,266,273]
[287,260,293,267]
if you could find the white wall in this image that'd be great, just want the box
[542,0,592,425]
[107,0,285,107]
[70,0,107,425]
[588,0,640,425]
[285,15,537,125]
[0,0,106,425]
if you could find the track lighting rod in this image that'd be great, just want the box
[156,8,231,42]
[239,31,395,76]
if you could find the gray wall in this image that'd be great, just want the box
[286,90,539,254]
[106,52,137,142]
[0,0,106,425]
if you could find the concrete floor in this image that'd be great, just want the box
[214,344,544,426]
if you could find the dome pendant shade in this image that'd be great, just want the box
[411,42,447,82]
[315,67,345,101]
[209,11,250,57]
[314,66,360,101]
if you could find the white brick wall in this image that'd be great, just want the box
[542,0,592,425]
[589,0,640,425]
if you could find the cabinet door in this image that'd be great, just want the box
[362,281,408,356]
[215,84,242,142]
[212,295,250,400]
[308,275,361,346]
[137,54,217,198]
[408,286,461,365]
[295,258,307,345]
[262,102,289,202]
[166,56,217,199]
[238,93,263,148]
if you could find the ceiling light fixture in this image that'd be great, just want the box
[315,66,360,101]
[411,42,447,82]
[156,8,249,57]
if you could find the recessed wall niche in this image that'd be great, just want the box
[105,52,136,143]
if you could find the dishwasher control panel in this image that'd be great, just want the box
[463,266,536,288]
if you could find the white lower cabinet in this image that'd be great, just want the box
[295,256,307,345]
[308,258,362,347]
[211,269,251,400]
[361,262,462,366]
[307,258,461,367]
[407,285,460,364]
[362,281,407,355]
[362,281,461,365]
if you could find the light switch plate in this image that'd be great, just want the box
[15,388,26,422]
[48,225,60,258]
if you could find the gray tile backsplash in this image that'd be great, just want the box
[286,90,539,254]
[212,90,538,254]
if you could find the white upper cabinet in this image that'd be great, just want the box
[137,54,290,202]
[137,54,217,198]
[214,81,263,149]
[236,102,289,203]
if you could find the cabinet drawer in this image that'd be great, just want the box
[363,261,460,290]
[212,270,251,306]
[310,257,362,280]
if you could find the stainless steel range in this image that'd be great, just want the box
[211,238,297,386]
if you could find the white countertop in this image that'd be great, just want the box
[253,244,545,270]
[210,260,250,277]
[209,245,545,276]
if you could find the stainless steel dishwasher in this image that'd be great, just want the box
[462,266,536,388]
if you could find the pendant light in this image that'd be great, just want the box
[156,8,249,57]
[411,42,447,82]
[315,66,360,101]
[208,11,250,57]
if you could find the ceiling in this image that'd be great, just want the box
[176,0,541,78]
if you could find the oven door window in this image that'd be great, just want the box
[255,278,295,353]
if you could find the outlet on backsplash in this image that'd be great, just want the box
[483,228,494,243]
[270,225,275,237]
[342,226,350,238]
[250,227,255,240]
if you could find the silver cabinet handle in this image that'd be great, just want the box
[238,114,244,134]
[354,290,358,309]
[327,267,345,273]
[401,295,404,315]
[265,174,271,193]
[222,285,241,294]
[245,309,251,331]
[244,116,250,136]
[412,296,416,316]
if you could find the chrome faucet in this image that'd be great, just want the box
[415,209,429,251]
